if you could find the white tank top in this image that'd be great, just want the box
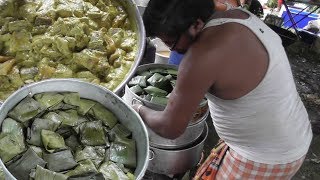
[204,9,313,164]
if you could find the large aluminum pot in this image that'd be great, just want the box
[123,63,208,149]
[148,110,208,149]
[0,79,149,180]
[111,0,146,95]
[148,122,208,175]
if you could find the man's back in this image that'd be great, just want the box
[180,9,312,164]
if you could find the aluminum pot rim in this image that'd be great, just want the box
[126,83,209,126]
[0,78,149,180]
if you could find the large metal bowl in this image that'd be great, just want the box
[0,0,146,104]
[0,79,149,180]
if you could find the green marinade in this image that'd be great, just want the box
[0,0,138,101]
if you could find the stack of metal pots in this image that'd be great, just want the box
[123,63,209,175]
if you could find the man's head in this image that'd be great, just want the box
[143,0,214,53]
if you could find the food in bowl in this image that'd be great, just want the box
[0,0,138,101]
[0,92,136,180]
[127,67,208,121]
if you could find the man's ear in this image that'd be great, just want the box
[188,19,205,36]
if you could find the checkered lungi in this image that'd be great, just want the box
[215,149,306,180]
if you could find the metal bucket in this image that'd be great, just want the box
[148,122,208,175]
[123,63,209,148]
[0,79,149,180]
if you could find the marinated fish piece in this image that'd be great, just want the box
[53,64,73,78]
[0,55,13,63]
[9,30,32,53]
[0,58,15,75]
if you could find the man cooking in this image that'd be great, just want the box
[134,0,312,179]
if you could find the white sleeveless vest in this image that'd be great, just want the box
[204,9,312,164]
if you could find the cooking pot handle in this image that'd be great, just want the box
[132,98,144,106]
[149,149,155,161]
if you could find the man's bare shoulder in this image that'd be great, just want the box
[188,23,243,65]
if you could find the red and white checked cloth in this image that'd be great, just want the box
[216,149,306,180]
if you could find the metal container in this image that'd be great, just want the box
[123,63,208,149]
[0,0,146,104]
[148,122,208,175]
[0,79,149,180]
[148,110,208,149]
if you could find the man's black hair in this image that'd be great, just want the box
[143,0,214,38]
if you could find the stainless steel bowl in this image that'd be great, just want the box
[0,0,146,104]
[0,79,149,180]
[123,63,208,149]
[148,122,208,175]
